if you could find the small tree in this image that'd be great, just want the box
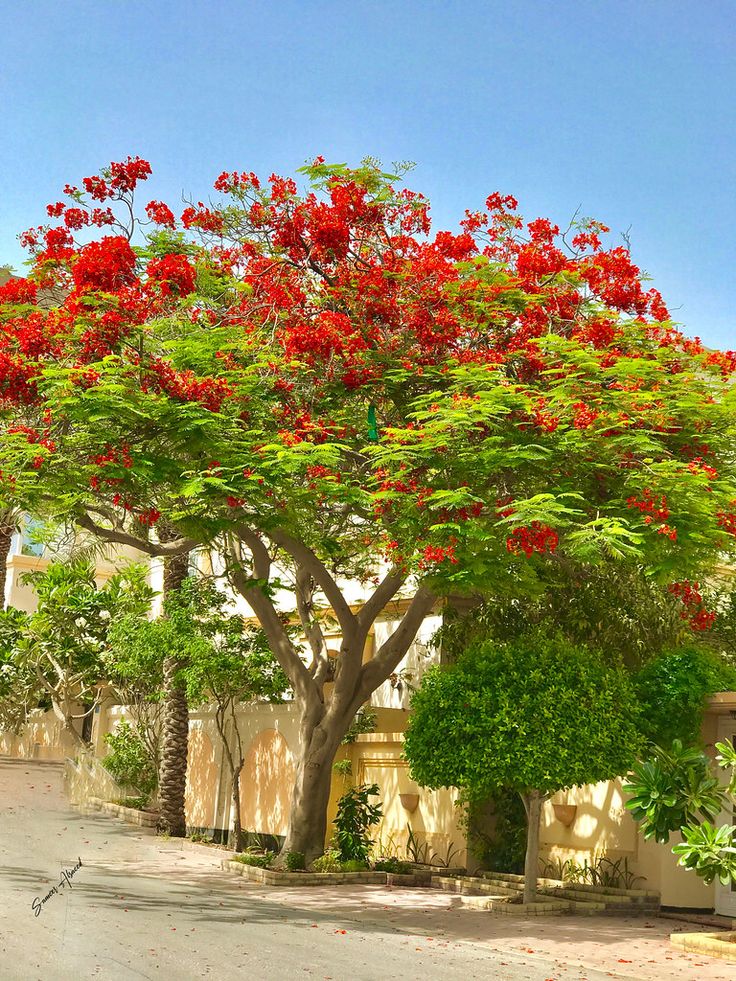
[102,719,158,802]
[178,579,289,850]
[0,560,152,747]
[0,607,40,732]
[332,784,382,864]
[104,613,167,789]
[404,635,643,903]
[111,578,288,848]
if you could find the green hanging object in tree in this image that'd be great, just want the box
[367,404,379,442]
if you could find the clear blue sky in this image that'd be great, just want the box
[1,1,734,348]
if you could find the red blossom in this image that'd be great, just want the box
[0,278,37,305]
[72,236,137,292]
[146,254,197,297]
[506,522,559,558]
[145,201,176,227]
[668,580,716,630]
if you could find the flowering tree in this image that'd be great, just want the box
[1,156,736,857]
[0,560,152,748]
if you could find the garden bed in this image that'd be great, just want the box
[671,931,736,961]
[220,859,420,887]
[85,795,158,828]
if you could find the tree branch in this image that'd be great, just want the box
[355,567,406,634]
[294,568,330,683]
[358,586,437,697]
[266,528,356,636]
[75,512,197,557]
[225,535,314,701]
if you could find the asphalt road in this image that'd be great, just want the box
[0,758,712,981]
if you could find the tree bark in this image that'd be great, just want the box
[231,763,245,852]
[157,544,190,837]
[521,790,543,904]
[0,522,14,609]
[280,704,351,862]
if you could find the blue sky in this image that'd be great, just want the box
[1,1,734,348]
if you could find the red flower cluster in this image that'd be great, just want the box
[572,402,599,429]
[531,401,560,433]
[147,358,232,413]
[72,236,137,293]
[627,489,669,522]
[418,542,459,569]
[145,200,176,227]
[688,458,718,480]
[668,581,716,631]
[284,310,371,363]
[146,254,197,297]
[716,503,736,537]
[0,278,37,305]
[181,204,225,233]
[214,171,261,193]
[506,522,559,558]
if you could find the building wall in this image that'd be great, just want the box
[536,694,736,910]
[0,707,81,760]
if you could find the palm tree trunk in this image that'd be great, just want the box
[157,544,190,836]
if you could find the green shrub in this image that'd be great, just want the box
[341,859,368,872]
[189,831,214,844]
[120,795,149,811]
[333,783,383,862]
[373,857,412,874]
[103,720,157,800]
[312,848,343,873]
[635,647,736,747]
[285,850,306,871]
[233,851,275,868]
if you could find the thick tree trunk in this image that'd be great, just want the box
[522,790,543,904]
[280,708,348,863]
[0,522,13,609]
[157,546,190,837]
[63,716,87,751]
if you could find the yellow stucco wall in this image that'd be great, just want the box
[186,727,219,828]
[239,728,296,837]
[0,708,81,760]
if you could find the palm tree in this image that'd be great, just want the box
[156,528,191,837]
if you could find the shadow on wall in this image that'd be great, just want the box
[0,708,80,761]
[239,729,295,838]
[540,778,636,868]
[185,727,218,829]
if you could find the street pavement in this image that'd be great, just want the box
[0,758,731,981]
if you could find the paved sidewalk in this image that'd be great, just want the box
[1,758,732,980]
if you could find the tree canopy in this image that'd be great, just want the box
[404,634,643,900]
[2,154,736,855]
[405,635,642,799]
[0,559,152,745]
